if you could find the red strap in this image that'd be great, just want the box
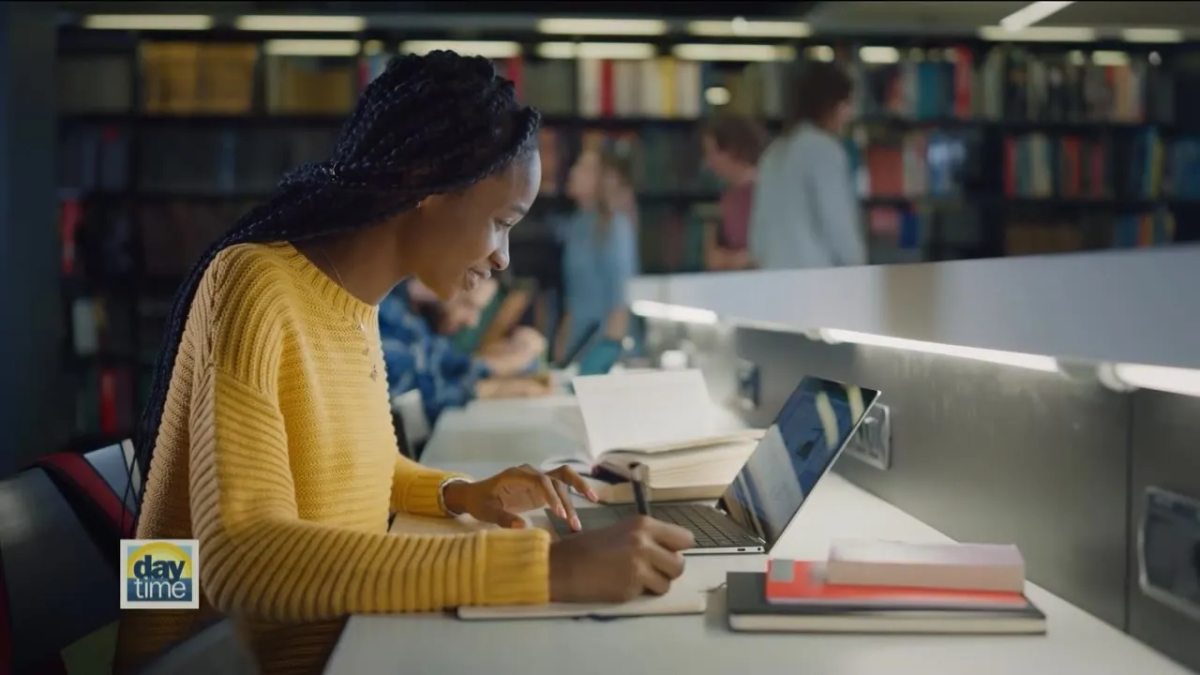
[36,453,134,539]
[0,547,12,675]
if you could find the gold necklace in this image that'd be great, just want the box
[318,248,379,382]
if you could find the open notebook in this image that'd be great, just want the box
[390,512,709,620]
[541,370,762,500]
[457,582,709,621]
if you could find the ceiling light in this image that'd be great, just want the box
[402,41,521,59]
[979,26,1095,42]
[1000,1,1076,32]
[704,86,732,106]
[1092,51,1130,67]
[236,15,365,32]
[82,14,213,30]
[536,18,667,36]
[537,42,656,60]
[820,329,1062,373]
[859,46,900,65]
[806,45,835,62]
[1122,28,1184,43]
[686,19,810,38]
[673,44,796,62]
[263,39,361,57]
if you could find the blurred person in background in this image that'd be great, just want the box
[700,115,767,271]
[554,148,639,363]
[749,60,867,270]
[379,277,550,433]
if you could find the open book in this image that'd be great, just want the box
[543,370,763,502]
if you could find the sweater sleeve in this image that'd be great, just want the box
[189,263,549,622]
[390,452,471,517]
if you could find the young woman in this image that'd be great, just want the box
[116,53,693,675]
[749,61,868,270]
[700,115,767,271]
[553,149,639,363]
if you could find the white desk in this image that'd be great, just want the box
[326,400,1193,675]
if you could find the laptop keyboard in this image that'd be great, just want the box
[547,504,763,549]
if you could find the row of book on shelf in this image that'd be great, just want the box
[59,41,1186,125]
[62,123,1200,210]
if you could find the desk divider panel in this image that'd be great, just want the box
[1128,392,1200,672]
[642,318,1200,672]
[731,327,1131,629]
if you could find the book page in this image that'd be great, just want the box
[571,369,717,459]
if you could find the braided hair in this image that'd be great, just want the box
[131,51,540,507]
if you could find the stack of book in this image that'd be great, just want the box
[728,540,1047,634]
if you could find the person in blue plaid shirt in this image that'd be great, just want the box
[379,278,548,429]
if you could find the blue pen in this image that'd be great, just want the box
[630,462,652,516]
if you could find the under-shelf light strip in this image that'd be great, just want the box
[819,329,1062,373]
[1099,363,1200,398]
[630,301,718,325]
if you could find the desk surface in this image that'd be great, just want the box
[326,400,1192,675]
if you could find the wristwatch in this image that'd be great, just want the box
[438,476,471,516]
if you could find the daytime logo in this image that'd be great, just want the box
[120,539,200,610]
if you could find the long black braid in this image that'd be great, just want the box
[129,51,540,518]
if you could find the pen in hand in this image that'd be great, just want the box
[630,462,652,517]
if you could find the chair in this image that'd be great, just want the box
[136,620,258,675]
[391,389,431,460]
[0,465,119,673]
[34,443,137,571]
[83,439,141,515]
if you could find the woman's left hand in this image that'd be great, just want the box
[442,465,599,531]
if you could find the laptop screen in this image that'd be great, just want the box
[719,377,880,547]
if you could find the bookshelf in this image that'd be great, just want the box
[54,23,1200,449]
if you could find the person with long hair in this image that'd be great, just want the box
[749,61,867,269]
[553,148,639,362]
[116,53,693,675]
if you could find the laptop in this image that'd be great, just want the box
[548,376,881,555]
[556,322,623,377]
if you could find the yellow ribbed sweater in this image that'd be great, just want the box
[115,243,550,675]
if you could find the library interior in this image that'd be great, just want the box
[1,1,1200,674]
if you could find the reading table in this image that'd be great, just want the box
[325,398,1193,675]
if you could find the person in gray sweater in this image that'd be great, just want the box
[749,61,867,270]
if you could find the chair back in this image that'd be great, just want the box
[0,466,118,672]
[83,439,141,514]
[137,620,258,675]
[35,446,136,571]
[391,389,431,456]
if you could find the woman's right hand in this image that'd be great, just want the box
[548,517,696,602]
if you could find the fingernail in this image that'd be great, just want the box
[571,516,582,531]
[586,489,599,502]
[557,506,567,519]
